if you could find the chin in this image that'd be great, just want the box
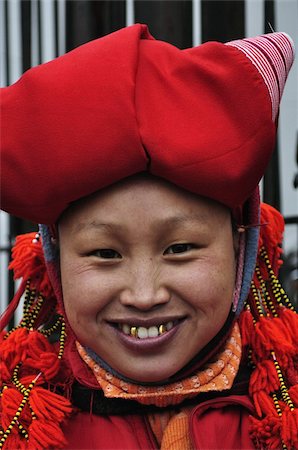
[118,364,179,384]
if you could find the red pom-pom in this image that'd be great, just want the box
[250,414,282,449]
[9,232,54,297]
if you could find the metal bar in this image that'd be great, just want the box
[40,0,56,62]
[126,0,134,26]
[0,0,8,86]
[7,0,22,83]
[284,217,298,225]
[31,0,41,67]
[192,0,202,46]
[57,0,66,56]
[245,0,264,37]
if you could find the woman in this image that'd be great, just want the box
[1,24,297,449]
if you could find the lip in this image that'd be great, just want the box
[108,317,185,353]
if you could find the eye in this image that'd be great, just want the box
[89,249,122,259]
[164,243,195,255]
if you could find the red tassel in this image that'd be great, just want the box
[249,360,279,396]
[9,232,54,297]
[258,203,284,275]
[2,434,28,450]
[252,317,295,360]
[278,308,298,345]
[252,390,277,417]
[1,328,31,375]
[238,309,255,347]
[26,352,60,381]
[283,358,298,387]
[288,386,298,407]
[29,387,72,421]
[281,407,298,448]
[1,387,31,430]
[28,418,68,450]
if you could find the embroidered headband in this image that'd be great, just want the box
[0,24,294,224]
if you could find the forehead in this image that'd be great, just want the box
[59,174,231,231]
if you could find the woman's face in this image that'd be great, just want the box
[59,176,237,383]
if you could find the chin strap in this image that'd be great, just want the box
[239,204,298,450]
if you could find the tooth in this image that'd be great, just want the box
[166,321,173,331]
[159,324,167,334]
[122,324,130,335]
[130,326,137,337]
[148,326,159,338]
[137,327,149,339]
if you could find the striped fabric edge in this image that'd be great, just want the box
[226,32,295,121]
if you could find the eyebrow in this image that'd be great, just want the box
[74,221,125,234]
[74,213,210,234]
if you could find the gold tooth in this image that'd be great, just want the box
[130,326,137,337]
[159,324,167,334]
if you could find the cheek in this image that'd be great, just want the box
[182,257,236,314]
[60,261,111,328]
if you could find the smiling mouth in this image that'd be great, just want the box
[117,321,176,339]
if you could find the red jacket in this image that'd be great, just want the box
[63,394,255,449]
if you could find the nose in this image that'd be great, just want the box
[119,262,171,311]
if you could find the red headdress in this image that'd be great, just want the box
[0,25,294,224]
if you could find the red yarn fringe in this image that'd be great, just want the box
[239,203,298,450]
[1,232,73,449]
[8,233,54,297]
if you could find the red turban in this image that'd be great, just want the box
[1,24,294,224]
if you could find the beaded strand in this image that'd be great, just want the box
[260,247,294,310]
[0,379,37,448]
[255,265,278,317]
[58,318,67,359]
[271,351,295,410]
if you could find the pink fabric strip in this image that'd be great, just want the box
[226,32,294,121]
[232,231,246,312]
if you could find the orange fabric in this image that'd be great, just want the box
[147,410,177,445]
[148,407,193,450]
[76,321,241,408]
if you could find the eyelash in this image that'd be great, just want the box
[164,243,195,255]
[89,249,122,259]
[88,243,196,259]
